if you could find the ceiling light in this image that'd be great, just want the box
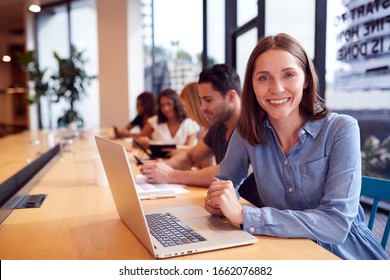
[29,0,41,13]
[2,55,12,63]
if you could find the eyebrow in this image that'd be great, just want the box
[254,67,298,75]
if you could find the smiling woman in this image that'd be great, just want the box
[207,33,389,260]
[238,33,326,147]
[132,88,200,149]
[251,49,308,138]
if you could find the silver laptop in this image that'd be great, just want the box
[95,136,257,259]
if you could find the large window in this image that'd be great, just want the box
[206,0,225,66]
[265,0,315,59]
[326,0,390,111]
[142,0,203,95]
[326,0,390,179]
[224,0,264,84]
[69,0,99,128]
[36,0,98,129]
[236,28,257,81]
[237,0,258,27]
[36,4,69,129]
[222,0,315,86]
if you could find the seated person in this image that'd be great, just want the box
[178,82,215,167]
[140,64,242,187]
[114,91,156,138]
[204,33,389,260]
[134,88,200,150]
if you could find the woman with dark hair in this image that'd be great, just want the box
[115,91,157,138]
[204,33,388,260]
[136,88,200,147]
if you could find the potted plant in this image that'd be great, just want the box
[16,50,50,128]
[362,135,390,180]
[51,45,92,128]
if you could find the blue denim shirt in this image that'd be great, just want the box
[217,113,388,260]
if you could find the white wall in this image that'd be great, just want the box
[80,0,144,129]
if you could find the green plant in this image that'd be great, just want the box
[362,135,390,180]
[15,50,50,128]
[51,45,92,127]
[15,50,49,104]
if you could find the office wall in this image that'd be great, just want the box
[95,0,143,128]
[96,0,130,128]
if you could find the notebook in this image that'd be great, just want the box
[95,136,257,259]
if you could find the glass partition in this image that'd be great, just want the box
[70,0,99,129]
[265,0,315,59]
[326,0,390,180]
[206,0,225,66]
[237,0,258,27]
[236,27,258,82]
[36,4,69,129]
[36,0,98,129]
[143,0,203,94]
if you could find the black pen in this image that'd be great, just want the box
[133,155,144,166]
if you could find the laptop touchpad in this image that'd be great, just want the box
[187,215,235,230]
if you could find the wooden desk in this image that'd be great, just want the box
[0,131,339,260]
[0,130,56,183]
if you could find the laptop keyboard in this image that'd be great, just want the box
[146,212,207,247]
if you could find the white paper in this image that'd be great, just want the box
[135,174,189,199]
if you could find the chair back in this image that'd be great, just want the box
[361,176,390,250]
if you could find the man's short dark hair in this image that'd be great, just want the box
[198,64,241,96]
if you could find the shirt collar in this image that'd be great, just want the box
[302,118,325,139]
[264,117,325,140]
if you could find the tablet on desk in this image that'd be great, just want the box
[149,144,176,158]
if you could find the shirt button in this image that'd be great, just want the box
[288,187,293,193]
[249,227,255,233]
[284,159,288,165]
[300,130,306,135]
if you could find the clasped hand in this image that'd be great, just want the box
[205,177,243,225]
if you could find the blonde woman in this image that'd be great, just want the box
[179,82,216,168]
